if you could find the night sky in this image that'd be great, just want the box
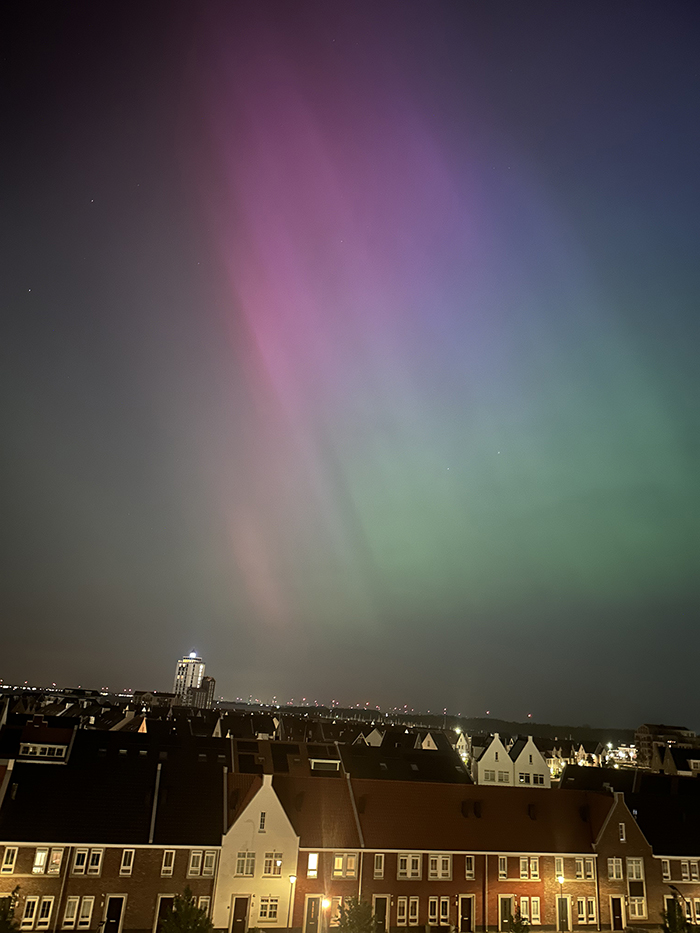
[2,2,699,727]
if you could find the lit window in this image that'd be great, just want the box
[263,852,283,876]
[62,898,80,930]
[120,850,134,876]
[236,851,255,877]
[258,898,278,922]
[72,850,88,875]
[47,850,63,875]
[307,853,318,879]
[36,899,54,931]
[189,851,203,876]
[33,849,49,874]
[374,854,384,879]
[1,848,18,874]
[465,856,475,880]
[531,899,541,925]
[499,857,507,880]
[161,850,175,877]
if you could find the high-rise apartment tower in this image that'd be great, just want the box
[173,652,205,701]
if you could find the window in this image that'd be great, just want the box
[628,898,645,919]
[627,858,643,881]
[484,770,496,782]
[1,848,17,874]
[608,858,623,880]
[374,854,384,879]
[202,851,216,877]
[62,899,79,930]
[264,852,283,876]
[189,851,203,876]
[498,771,510,783]
[530,858,539,880]
[429,899,439,923]
[120,850,134,876]
[198,898,210,916]
[259,812,266,832]
[533,774,545,785]
[87,850,103,876]
[77,900,94,932]
[465,856,475,880]
[258,898,278,922]
[329,898,342,927]
[530,899,540,925]
[520,858,529,880]
[555,858,564,878]
[307,853,318,879]
[429,855,451,880]
[577,899,586,924]
[408,898,419,926]
[585,858,594,880]
[397,898,407,926]
[22,899,39,930]
[587,899,596,923]
[440,898,449,924]
[519,773,531,784]
[499,857,507,880]
[33,849,49,874]
[694,901,700,925]
[619,823,626,843]
[333,853,357,878]
[72,850,88,875]
[236,851,255,877]
[520,899,529,922]
[36,899,54,931]
[681,861,690,882]
[692,862,699,882]
[662,860,671,881]
[495,752,499,762]
[398,854,422,880]
[161,850,176,877]
[47,849,63,875]
[575,859,584,880]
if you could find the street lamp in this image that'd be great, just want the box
[286,875,297,929]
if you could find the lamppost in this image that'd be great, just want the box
[557,875,565,932]
[287,875,297,929]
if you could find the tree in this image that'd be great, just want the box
[0,886,20,933]
[159,888,213,933]
[662,894,690,933]
[508,908,530,933]
[337,898,377,933]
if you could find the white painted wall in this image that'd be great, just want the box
[511,737,551,788]
[472,734,513,784]
[213,775,300,931]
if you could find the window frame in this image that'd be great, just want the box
[21,898,39,930]
[498,856,507,881]
[1,848,18,874]
[161,849,176,877]
[408,897,419,927]
[306,852,318,879]
[374,854,384,879]
[47,849,64,876]
[86,849,103,877]
[36,898,54,931]
[398,854,422,880]
[530,898,541,925]
[33,849,49,875]
[263,852,283,877]
[188,850,203,877]
[397,898,407,926]
[72,850,88,876]
[465,855,475,880]
[120,849,135,877]
[62,898,80,930]
[77,898,94,930]
[429,854,452,880]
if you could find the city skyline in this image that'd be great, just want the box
[2,2,699,728]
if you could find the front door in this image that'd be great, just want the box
[105,898,125,933]
[558,897,569,932]
[232,898,248,933]
[373,897,389,933]
[459,897,473,933]
[499,897,513,932]
[305,898,321,933]
[155,898,174,933]
[611,898,624,931]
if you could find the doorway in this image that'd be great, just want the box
[373,897,389,933]
[305,897,321,933]
[499,897,513,932]
[557,897,569,932]
[611,897,624,931]
[232,898,249,933]
[459,896,474,933]
[104,898,125,933]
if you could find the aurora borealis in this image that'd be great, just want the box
[2,2,699,725]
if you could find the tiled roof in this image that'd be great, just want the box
[273,775,361,849]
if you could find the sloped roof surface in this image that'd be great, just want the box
[273,775,360,849]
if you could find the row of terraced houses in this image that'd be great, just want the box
[2,714,700,933]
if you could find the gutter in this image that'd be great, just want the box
[148,763,162,844]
